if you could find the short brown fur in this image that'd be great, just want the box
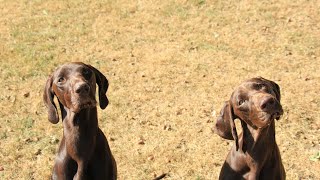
[214,77,285,180]
[44,62,117,180]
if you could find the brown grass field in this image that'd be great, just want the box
[0,0,319,179]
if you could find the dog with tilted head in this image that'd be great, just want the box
[214,77,285,180]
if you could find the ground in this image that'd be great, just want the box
[0,0,319,179]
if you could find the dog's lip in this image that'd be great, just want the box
[257,113,275,129]
[80,101,96,108]
[72,100,97,112]
[272,110,283,120]
[263,108,283,120]
[259,111,282,128]
[274,112,281,120]
[258,119,272,129]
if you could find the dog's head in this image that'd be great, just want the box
[43,62,109,124]
[214,77,283,150]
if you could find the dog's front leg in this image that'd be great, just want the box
[73,161,88,180]
[243,163,261,180]
[244,172,259,180]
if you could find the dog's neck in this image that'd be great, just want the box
[61,107,99,163]
[63,107,98,132]
[240,120,276,153]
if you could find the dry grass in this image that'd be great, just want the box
[0,0,319,179]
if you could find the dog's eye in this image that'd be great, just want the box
[264,87,271,94]
[83,69,92,79]
[253,83,263,90]
[58,77,65,83]
[238,99,246,106]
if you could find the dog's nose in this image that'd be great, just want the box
[260,97,275,111]
[75,83,90,94]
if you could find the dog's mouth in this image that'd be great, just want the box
[271,106,283,120]
[256,109,283,129]
[272,111,282,120]
[72,100,97,113]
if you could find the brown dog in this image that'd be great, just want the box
[214,77,285,180]
[44,62,117,180]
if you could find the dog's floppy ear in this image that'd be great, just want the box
[269,80,281,102]
[43,75,59,124]
[88,65,109,109]
[214,101,239,150]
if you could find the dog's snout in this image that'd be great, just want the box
[260,97,275,111]
[75,83,90,94]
